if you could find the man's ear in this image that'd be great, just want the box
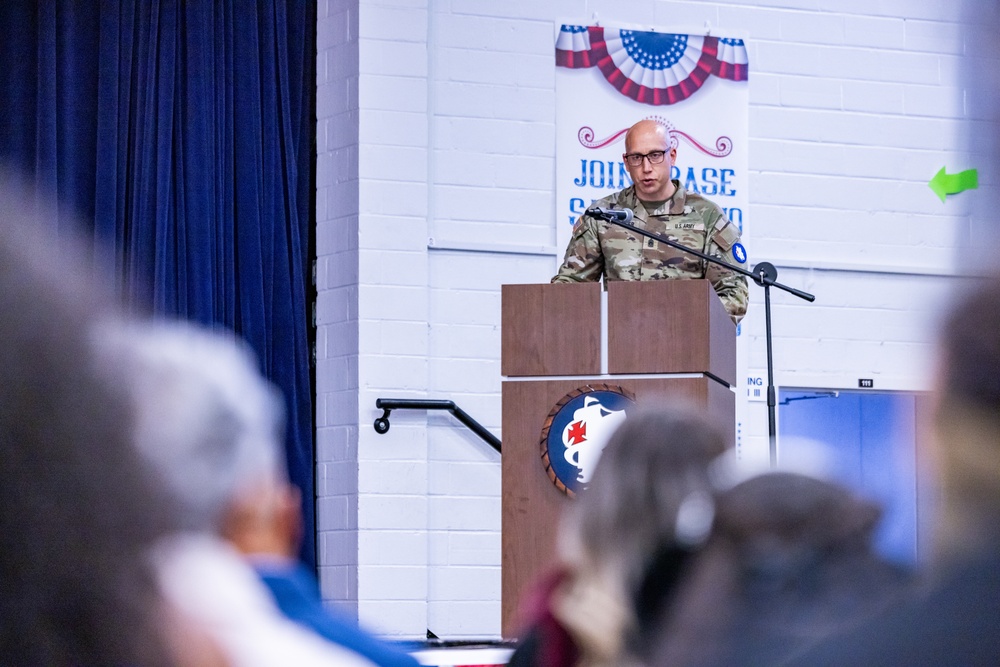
[220,478,303,559]
[276,483,303,558]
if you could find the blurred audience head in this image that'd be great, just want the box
[930,273,1000,560]
[539,404,728,665]
[644,471,903,667]
[96,320,301,557]
[937,276,1000,416]
[0,188,182,665]
[564,405,729,589]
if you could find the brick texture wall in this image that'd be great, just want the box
[315,0,986,639]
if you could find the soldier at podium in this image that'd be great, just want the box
[552,118,749,325]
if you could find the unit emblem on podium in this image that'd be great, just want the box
[539,385,636,497]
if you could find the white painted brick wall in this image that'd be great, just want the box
[315,0,362,623]
[359,0,434,631]
[315,0,993,640]
[316,0,433,639]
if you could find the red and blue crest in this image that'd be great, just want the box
[539,385,636,497]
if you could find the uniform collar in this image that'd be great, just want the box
[618,180,687,221]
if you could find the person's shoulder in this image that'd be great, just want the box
[677,187,739,246]
[679,187,725,218]
[253,561,420,666]
[785,554,1000,667]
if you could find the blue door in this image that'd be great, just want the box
[777,389,924,566]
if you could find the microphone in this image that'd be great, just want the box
[588,206,634,223]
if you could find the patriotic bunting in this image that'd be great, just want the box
[556,25,749,106]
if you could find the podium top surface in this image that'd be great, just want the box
[501,280,735,385]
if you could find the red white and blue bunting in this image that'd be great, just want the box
[556,25,748,105]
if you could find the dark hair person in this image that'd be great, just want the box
[780,274,1000,667]
[642,471,909,666]
[0,199,184,666]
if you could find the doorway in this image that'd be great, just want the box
[777,388,930,566]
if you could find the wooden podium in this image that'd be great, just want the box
[500,279,737,636]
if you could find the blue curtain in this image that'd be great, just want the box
[0,1,318,568]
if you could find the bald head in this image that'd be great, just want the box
[624,119,672,154]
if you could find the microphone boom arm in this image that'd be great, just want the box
[586,206,815,468]
[586,208,814,301]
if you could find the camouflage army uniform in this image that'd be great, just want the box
[552,182,749,324]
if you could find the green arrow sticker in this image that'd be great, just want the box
[929,167,978,202]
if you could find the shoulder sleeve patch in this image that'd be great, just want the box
[711,218,740,251]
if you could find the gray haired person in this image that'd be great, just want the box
[99,321,289,536]
[99,319,413,667]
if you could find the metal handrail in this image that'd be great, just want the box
[373,398,501,454]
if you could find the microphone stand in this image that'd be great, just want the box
[587,208,815,467]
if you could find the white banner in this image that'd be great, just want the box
[553,23,755,455]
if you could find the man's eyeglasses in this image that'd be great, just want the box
[623,150,667,167]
